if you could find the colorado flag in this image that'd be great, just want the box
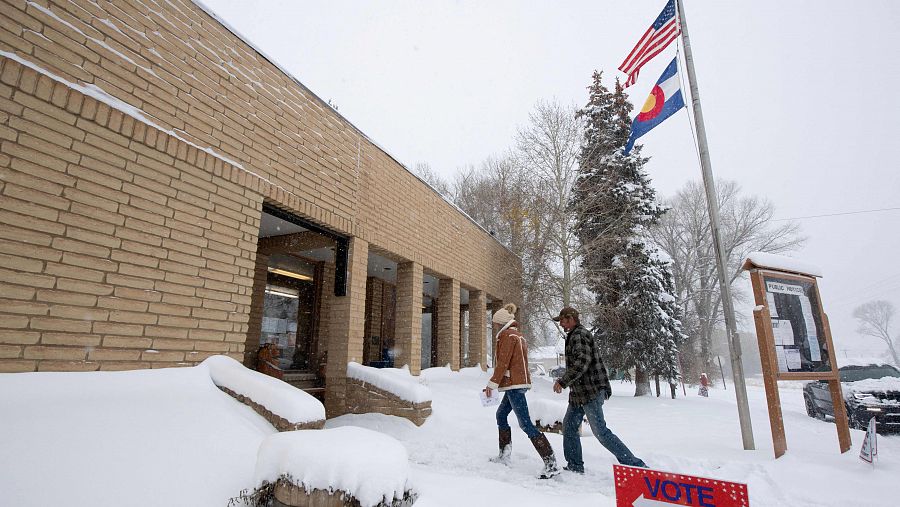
[624,57,685,154]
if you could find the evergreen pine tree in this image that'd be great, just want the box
[571,72,684,396]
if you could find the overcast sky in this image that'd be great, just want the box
[200,0,900,360]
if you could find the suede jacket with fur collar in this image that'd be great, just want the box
[487,321,532,391]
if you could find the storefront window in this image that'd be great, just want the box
[260,254,318,371]
[261,284,300,370]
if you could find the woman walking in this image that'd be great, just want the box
[484,303,560,479]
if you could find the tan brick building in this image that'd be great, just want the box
[0,0,520,417]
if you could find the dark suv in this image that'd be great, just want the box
[803,363,900,434]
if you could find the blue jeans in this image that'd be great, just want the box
[562,393,646,470]
[496,389,541,439]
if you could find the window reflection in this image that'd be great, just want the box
[262,284,300,370]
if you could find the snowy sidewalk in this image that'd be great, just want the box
[329,367,898,507]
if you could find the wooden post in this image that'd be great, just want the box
[822,312,852,453]
[752,305,787,458]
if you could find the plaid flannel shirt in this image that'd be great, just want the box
[558,324,611,406]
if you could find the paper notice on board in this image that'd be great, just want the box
[797,295,821,362]
[767,292,778,317]
[785,348,802,370]
[771,319,795,346]
[776,346,788,372]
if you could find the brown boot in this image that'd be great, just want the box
[489,428,512,465]
[530,433,560,479]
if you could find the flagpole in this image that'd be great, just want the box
[676,0,755,451]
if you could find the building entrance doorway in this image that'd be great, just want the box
[249,208,343,400]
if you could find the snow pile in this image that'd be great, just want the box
[456,365,490,378]
[529,397,568,427]
[347,362,431,403]
[205,355,325,424]
[0,364,274,506]
[4,360,900,506]
[254,427,413,507]
[843,377,900,397]
[743,251,823,277]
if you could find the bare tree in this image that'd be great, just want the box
[447,100,587,346]
[449,154,550,345]
[648,180,805,380]
[853,300,900,367]
[515,100,590,323]
[412,162,452,198]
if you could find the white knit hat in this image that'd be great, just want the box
[491,303,517,325]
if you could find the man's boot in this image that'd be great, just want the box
[530,433,560,479]
[489,428,512,465]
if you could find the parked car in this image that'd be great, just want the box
[803,363,900,434]
[529,363,547,376]
[549,366,566,380]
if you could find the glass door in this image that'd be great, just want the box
[261,283,300,370]
[261,254,319,372]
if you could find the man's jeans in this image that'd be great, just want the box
[496,388,541,439]
[562,393,646,470]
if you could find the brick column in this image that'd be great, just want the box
[324,237,368,418]
[488,300,504,368]
[436,278,460,370]
[244,250,270,368]
[469,291,487,371]
[395,261,423,375]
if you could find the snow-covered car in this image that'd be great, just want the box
[549,366,566,379]
[529,363,547,376]
[803,363,900,434]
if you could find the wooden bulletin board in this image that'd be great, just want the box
[743,259,851,458]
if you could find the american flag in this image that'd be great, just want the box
[618,0,681,88]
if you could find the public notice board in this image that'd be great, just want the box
[614,465,749,507]
[761,274,831,373]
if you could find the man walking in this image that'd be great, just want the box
[552,307,647,473]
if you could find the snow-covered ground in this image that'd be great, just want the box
[1,364,896,506]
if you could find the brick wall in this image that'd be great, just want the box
[0,56,261,371]
[345,377,432,427]
[218,385,324,432]
[0,0,521,374]
[0,0,519,298]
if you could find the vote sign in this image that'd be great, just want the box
[614,465,749,507]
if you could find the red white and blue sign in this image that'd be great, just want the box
[614,465,749,507]
[624,57,685,154]
[859,416,877,464]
